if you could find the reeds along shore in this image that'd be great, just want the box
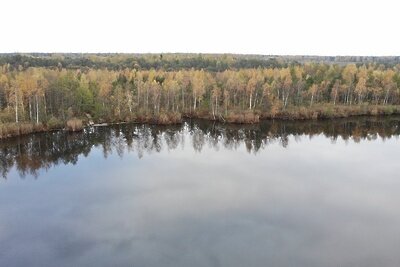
[0,118,80,139]
[1,104,400,139]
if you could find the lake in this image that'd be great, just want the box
[1,117,400,267]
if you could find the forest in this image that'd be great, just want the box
[1,53,400,138]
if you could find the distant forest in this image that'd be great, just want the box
[1,53,400,137]
[2,53,400,71]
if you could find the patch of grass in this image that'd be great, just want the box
[0,122,45,139]
[226,111,260,123]
[66,118,84,132]
[46,116,64,130]
[262,104,400,120]
[153,112,182,125]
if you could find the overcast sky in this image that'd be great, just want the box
[1,0,399,55]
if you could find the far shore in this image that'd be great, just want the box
[1,104,400,140]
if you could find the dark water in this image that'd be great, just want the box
[1,117,400,267]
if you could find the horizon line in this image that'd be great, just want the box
[1,52,400,58]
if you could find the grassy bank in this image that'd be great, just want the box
[262,104,400,120]
[0,118,83,139]
[0,123,47,139]
[1,105,400,139]
[186,104,400,123]
[0,113,182,139]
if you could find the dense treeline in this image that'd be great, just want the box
[2,117,400,178]
[2,54,400,71]
[283,55,400,66]
[0,54,285,71]
[1,61,400,131]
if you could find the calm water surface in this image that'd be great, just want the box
[1,117,400,267]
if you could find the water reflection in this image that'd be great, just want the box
[1,116,400,179]
[2,117,400,267]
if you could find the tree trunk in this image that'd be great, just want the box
[181,87,184,112]
[215,95,218,116]
[167,90,170,112]
[284,93,289,109]
[137,87,140,109]
[225,97,228,117]
[29,97,32,121]
[310,93,314,107]
[36,94,39,124]
[384,89,390,105]
[253,91,258,109]
[333,90,337,105]
[15,87,19,123]
[146,88,149,110]
[43,94,47,118]
[211,94,215,120]
[249,91,252,110]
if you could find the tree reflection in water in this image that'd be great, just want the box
[1,116,400,179]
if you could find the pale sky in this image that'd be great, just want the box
[1,0,399,56]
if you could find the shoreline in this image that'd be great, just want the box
[1,105,400,140]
